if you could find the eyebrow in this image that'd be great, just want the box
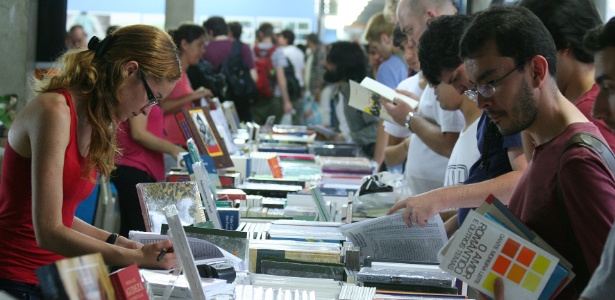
[469,68,498,85]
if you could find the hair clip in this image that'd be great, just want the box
[87,35,116,59]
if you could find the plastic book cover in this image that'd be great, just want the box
[160,225,249,268]
[136,181,207,233]
[439,210,559,300]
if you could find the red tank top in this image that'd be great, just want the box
[0,90,96,284]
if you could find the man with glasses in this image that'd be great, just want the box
[387,15,526,246]
[460,6,615,299]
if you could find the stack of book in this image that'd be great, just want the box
[438,195,573,300]
[357,262,458,295]
[267,220,346,243]
[248,239,342,274]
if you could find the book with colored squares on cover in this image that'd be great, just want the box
[438,196,572,300]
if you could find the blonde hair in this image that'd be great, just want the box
[35,24,181,180]
[364,12,395,42]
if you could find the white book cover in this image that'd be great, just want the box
[348,77,419,123]
[439,210,559,300]
[193,162,222,229]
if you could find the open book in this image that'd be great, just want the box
[338,213,448,264]
[348,77,419,123]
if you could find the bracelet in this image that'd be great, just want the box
[105,233,120,245]
[404,111,415,132]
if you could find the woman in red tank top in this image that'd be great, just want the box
[0,25,181,298]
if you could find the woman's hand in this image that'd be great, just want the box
[115,236,143,250]
[136,239,176,270]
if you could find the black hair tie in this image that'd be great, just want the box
[87,35,116,59]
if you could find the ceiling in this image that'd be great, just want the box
[355,0,386,25]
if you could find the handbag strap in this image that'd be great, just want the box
[556,132,615,290]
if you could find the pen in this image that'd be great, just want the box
[156,248,168,262]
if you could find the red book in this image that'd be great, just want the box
[109,264,149,300]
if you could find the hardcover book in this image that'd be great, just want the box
[174,106,234,169]
[348,77,419,123]
[136,181,207,233]
[109,264,147,300]
[36,253,115,300]
[221,100,241,134]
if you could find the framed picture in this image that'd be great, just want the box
[175,106,234,169]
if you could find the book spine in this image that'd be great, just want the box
[135,183,152,232]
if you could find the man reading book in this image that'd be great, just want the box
[387,14,526,240]
[459,6,615,300]
[491,14,615,300]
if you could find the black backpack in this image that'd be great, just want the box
[186,60,227,98]
[283,57,302,99]
[220,40,257,101]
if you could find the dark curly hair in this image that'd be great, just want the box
[518,0,602,64]
[418,14,474,85]
[459,5,558,77]
[327,41,367,83]
[584,16,615,53]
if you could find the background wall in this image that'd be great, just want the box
[67,0,318,45]
[0,0,38,110]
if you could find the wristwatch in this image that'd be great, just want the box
[404,111,415,132]
[105,233,119,244]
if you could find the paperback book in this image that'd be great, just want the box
[438,209,563,300]
[348,77,419,123]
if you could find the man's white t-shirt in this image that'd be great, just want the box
[384,73,423,138]
[386,78,465,195]
[444,118,480,187]
[282,45,306,87]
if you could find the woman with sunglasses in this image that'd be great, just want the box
[0,25,180,299]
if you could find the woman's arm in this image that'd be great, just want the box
[128,114,185,158]
[26,93,175,269]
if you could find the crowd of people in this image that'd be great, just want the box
[1,0,615,299]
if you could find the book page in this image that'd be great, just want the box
[360,77,419,109]
[128,231,224,261]
[348,79,419,124]
[338,213,447,264]
[163,205,208,300]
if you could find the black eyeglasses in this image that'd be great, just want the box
[464,64,523,103]
[139,70,161,107]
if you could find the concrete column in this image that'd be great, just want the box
[0,0,38,111]
[593,0,607,21]
[165,0,195,30]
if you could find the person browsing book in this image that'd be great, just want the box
[0,25,179,299]
[160,24,212,173]
[387,14,526,241]
[460,6,615,300]
[489,15,615,300]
